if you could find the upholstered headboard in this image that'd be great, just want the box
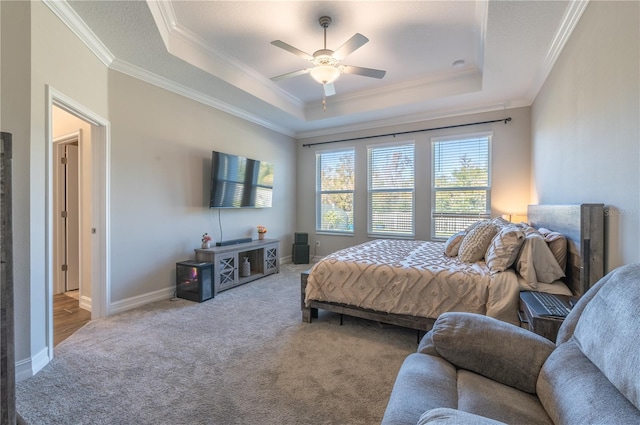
[527,204,604,296]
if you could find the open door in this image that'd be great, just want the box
[54,135,80,294]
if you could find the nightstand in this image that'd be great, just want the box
[518,292,575,342]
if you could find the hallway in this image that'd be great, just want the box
[53,292,90,346]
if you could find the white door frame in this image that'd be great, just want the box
[45,85,110,359]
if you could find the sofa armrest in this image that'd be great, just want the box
[418,408,507,425]
[431,312,555,393]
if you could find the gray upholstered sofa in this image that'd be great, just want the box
[382,263,640,425]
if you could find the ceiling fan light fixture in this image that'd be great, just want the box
[310,65,341,84]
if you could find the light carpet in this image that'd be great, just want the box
[16,263,417,424]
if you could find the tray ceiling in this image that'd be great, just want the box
[58,0,586,137]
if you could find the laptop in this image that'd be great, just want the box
[520,291,577,318]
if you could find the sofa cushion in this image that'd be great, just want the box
[572,263,640,411]
[417,330,439,356]
[457,370,552,425]
[431,312,555,394]
[417,408,507,425]
[381,353,457,425]
[537,340,640,425]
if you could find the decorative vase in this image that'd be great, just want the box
[258,233,265,240]
[241,257,251,277]
[201,241,210,249]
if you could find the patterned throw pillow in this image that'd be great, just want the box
[444,231,466,257]
[458,221,498,263]
[485,225,526,274]
[491,216,511,229]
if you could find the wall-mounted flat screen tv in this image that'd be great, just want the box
[209,151,274,208]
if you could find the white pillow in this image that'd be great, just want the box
[444,231,465,257]
[516,232,566,288]
[538,227,568,271]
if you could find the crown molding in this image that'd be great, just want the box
[322,68,481,107]
[146,0,304,115]
[145,0,176,47]
[295,101,526,140]
[526,0,590,102]
[475,0,489,71]
[110,59,296,138]
[46,0,296,137]
[42,0,114,67]
[44,0,585,143]
[305,69,483,121]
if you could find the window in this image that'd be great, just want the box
[368,142,415,237]
[316,149,355,233]
[432,133,491,239]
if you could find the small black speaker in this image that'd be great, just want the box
[292,244,310,264]
[294,232,308,245]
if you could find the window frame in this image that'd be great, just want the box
[315,147,356,235]
[367,140,416,238]
[431,132,492,240]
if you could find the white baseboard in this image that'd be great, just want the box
[17,258,301,379]
[16,347,50,382]
[280,255,291,265]
[79,295,92,312]
[109,286,175,315]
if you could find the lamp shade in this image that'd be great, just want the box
[310,66,340,84]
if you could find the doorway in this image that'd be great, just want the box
[52,129,91,346]
[47,86,110,358]
[53,133,80,296]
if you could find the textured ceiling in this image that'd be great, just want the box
[61,0,582,137]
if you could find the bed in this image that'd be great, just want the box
[300,204,604,331]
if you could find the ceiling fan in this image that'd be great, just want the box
[270,16,386,99]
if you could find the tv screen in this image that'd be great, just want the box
[209,151,274,208]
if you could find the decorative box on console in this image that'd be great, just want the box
[176,261,213,303]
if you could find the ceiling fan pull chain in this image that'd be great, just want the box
[322,85,327,112]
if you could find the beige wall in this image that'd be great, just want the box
[10,0,110,376]
[1,0,32,368]
[8,0,638,379]
[531,1,640,270]
[296,107,532,257]
[4,1,296,378]
[107,70,296,302]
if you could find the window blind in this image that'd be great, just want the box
[316,149,355,233]
[432,135,491,238]
[367,142,415,237]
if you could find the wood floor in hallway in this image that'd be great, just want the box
[54,293,91,346]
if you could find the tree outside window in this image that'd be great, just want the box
[316,149,355,233]
[432,134,491,238]
[368,142,415,237]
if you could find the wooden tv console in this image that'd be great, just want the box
[194,239,279,296]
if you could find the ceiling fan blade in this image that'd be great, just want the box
[332,33,369,60]
[323,83,336,97]
[341,65,386,79]
[270,68,311,82]
[271,40,314,61]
